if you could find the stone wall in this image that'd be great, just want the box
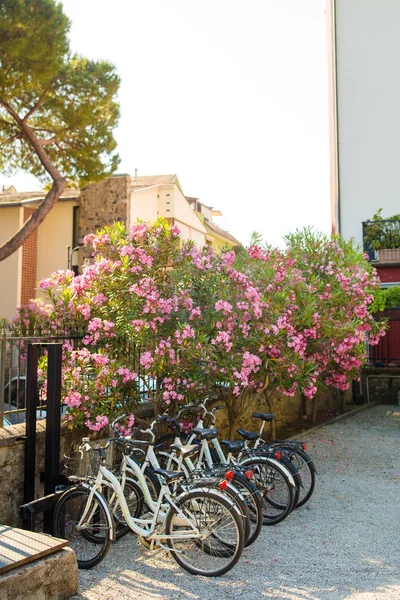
[360,367,400,405]
[0,422,88,527]
[214,388,348,440]
[79,174,131,242]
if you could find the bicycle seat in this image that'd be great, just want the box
[152,468,185,483]
[252,412,275,421]
[170,444,199,459]
[220,440,244,452]
[237,428,260,441]
[192,428,219,440]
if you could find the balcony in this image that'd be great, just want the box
[362,217,400,263]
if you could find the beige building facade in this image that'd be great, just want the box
[0,174,238,322]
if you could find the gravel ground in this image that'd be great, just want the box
[73,404,400,600]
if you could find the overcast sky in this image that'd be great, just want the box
[3,0,330,247]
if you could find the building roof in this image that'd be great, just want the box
[203,217,241,246]
[131,174,183,193]
[0,191,79,207]
[0,185,16,194]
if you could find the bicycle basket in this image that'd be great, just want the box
[63,450,99,481]
[63,445,122,481]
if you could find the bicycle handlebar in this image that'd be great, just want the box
[110,414,127,436]
[176,404,203,418]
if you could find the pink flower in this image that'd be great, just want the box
[140,351,154,369]
[215,300,233,314]
[86,415,109,431]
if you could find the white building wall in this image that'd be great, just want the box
[130,184,207,245]
[130,187,159,224]
[334,0,400,246]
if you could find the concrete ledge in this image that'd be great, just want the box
[0,547,78,600]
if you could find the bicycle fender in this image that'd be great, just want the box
[93,489,116,541]
[178,486,239,511]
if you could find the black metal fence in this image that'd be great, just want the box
[0,330,157,428]
[0,332,82,427]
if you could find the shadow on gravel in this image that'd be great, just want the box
[74,539,400,600]
[74,406,400,600]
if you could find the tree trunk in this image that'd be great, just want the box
[0,180,66,261]
[340,391,346,413]
[224,393,240,439]
[264,391,276,440]
[312,396,318,424]
[228,413,239,440]
[0,101,67,262]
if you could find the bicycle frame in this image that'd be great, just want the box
[77,460,208,543]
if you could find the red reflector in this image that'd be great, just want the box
[245,470,254,480]
[219,480,228,491]
[302,443,307,451]
[275,451,282,460]
[225,470,234,481]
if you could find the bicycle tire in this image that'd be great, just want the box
[230,473,263,547]
[53,486,112,569]
[254,451,301,509]
[187,479,251,549]
[284,447,316,508]
[264,442,317,508]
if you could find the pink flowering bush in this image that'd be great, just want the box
[15,219,385,435]
[10,298,57,336]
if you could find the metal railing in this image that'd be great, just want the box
[0,331,83,427]
[0,331,157,427]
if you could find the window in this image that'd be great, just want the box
[72,206,80,248]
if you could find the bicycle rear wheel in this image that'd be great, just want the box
[187,479,251,549]
[285,447,316,508]
[231,474,263,546]
[241,458,295,525]
[53,486,112,569]
[165,490,244,576]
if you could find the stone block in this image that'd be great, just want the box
[0,547,78,600]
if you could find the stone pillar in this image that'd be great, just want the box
[79,174,131,241]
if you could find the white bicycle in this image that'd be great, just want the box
[53,437,245,576]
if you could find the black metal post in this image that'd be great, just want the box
[43,344,62,533]
[23,344,39,507]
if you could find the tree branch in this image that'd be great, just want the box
[39,136,58,146]
[0,100,66,262]
[0,133,20,147]
[23,90,48,122]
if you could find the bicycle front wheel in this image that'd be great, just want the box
[53,486,112,569]
[165,490,244,577]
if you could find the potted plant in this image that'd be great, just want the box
[364,209,400,262]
